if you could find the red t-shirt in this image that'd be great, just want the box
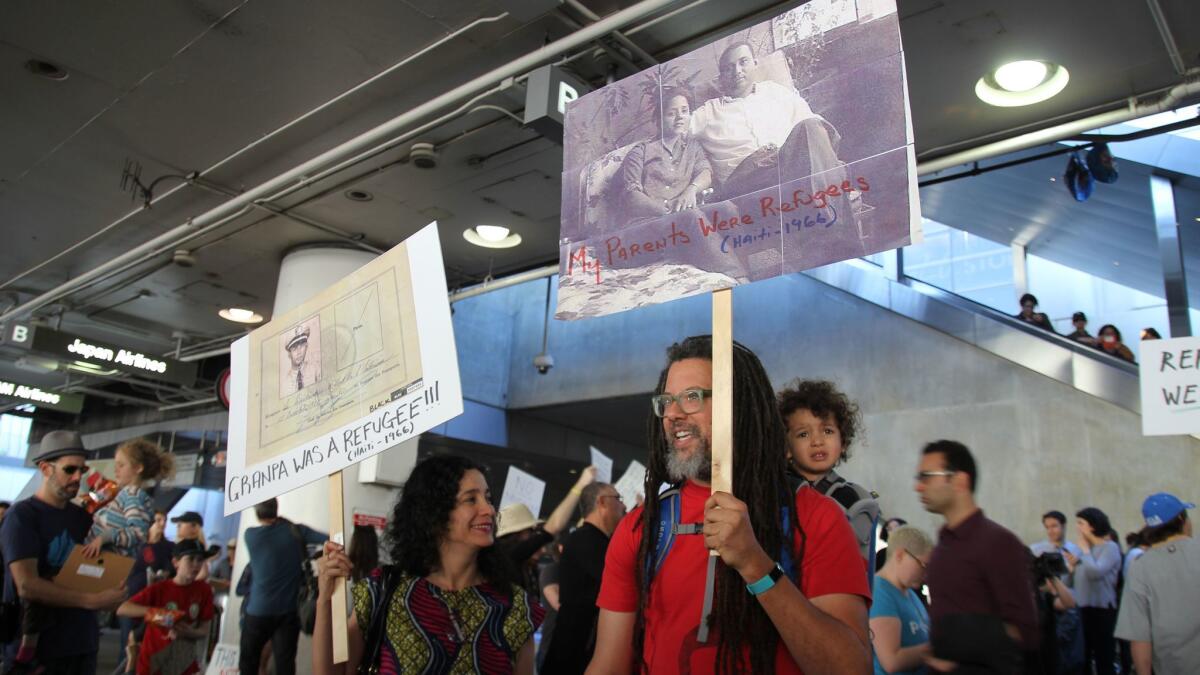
[130,578,215,675]
[597,481,869,674]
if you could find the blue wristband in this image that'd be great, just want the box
[746,563,785,596]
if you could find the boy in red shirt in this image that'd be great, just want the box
[117,538,215,675]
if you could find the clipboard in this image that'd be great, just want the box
[53,545,134,593]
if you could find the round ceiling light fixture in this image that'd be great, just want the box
[976,60,1069,107]
[344,189,374,202]
[463,225,522,249]
[219,308,265,324]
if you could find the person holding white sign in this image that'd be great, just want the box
[588,336,870,675]
[312,455,545,675]
[498,466,598,596]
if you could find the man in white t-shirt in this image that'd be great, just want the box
[1114,492,1198,675]
[691,42,846,205]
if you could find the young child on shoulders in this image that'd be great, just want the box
[117,538,214,675]
[83,438,174,559]
[778,379,881,567]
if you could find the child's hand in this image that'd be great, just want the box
[81,538,103,559]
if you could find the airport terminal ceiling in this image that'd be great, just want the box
[1,0,1199,406]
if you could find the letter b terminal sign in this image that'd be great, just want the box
[1,323,33,349]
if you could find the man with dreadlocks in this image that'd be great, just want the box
[587,336,871,675]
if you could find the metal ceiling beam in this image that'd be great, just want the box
[0,12,512,294]
[917,75,1200,176]
[0,0,684,325]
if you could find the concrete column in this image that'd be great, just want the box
[1011,243,1028,298]
[1151,175,1191,337]
[219,245,406,672]
[882,247,904,282]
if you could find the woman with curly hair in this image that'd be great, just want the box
[777,380,880,566]
[312,455,544,675]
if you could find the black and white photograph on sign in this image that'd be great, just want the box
[278,316,323,398]
[557,0,917,320]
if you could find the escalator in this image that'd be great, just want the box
[805,257,1141,414]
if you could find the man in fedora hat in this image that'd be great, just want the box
[279,323,321,398]
[0,430,127,673]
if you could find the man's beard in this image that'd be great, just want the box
[50,476,79,501]
[666,428,712,483]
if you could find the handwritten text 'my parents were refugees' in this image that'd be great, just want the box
[567,176,870,282]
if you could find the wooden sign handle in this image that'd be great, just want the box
[711,288,733,497]
[328,470,349,663]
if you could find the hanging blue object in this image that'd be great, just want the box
[1064,151,1094,201]
[1086,142,1119,183]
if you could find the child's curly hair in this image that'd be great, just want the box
[116,438,175,481]
[777,379,862,461]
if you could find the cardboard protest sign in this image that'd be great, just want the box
[1140,337,1200,435]
[589,446,614,484]
[500,466,546,517]
[205,644,239,675]
[613,459,647,507]
[224,223,462,515]
[557,0,918,319]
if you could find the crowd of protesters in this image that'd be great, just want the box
[2,335,1195,675]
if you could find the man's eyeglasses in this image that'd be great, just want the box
[651,388,713,417]
[57,464,89,477]
[914,470,955,483]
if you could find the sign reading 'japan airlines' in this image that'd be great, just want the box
[556,0,919,318]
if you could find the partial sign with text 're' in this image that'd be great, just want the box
[1141,336,1200,436]
[556,0,918,319]
[224,223,462,515]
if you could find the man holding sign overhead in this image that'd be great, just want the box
[588,336,870,675]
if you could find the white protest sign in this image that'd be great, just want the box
[500,466,546,517]
[224,223,463,515]
[589,446,613,484]
[1140,336,1200,435]
[205,643,239,675]
[613,459,646,507]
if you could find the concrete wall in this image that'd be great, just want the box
[477,272,1200,545]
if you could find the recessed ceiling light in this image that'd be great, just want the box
[219,308,264,324]
[463,226,522,249]
[993,60,1047,92]
[344,189,373,202]
[976,60,1069,107]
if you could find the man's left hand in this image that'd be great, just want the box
[703,491,772,580]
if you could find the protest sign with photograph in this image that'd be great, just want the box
[557,0,918,319]
[224,222,462,515]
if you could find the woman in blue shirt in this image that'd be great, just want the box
[870,526,933,675]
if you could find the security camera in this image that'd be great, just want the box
[533,352,555,375]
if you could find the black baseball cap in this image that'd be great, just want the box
[173,538,206,559]
[170,511,204,526]
[1072,311,1087,322]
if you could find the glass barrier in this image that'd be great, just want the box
[901,218,1015,310]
